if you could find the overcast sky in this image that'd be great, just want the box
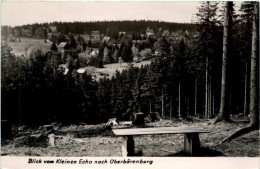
[1,1,241,27]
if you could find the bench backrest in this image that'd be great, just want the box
[112,126,210,136]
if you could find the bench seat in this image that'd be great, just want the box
[112,126,210,156]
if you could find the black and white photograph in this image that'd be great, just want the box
[1,1,259,168]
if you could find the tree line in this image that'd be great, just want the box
[7,20,196,39]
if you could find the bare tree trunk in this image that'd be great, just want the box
[178,78,181,118]
[208,71,212,118]
[149,101,152,113]
[18,56,22,125]
[243,62,248,116]
[212,88,215,116]
[213,1,233,124]
[204,1,210,119]
[221,2,259,143]
[195,76,197,116]
[248,2,259,128]
[170,95,172,118]
[187,95,190,117]
[205,56,208,118]
[161,89,164,117]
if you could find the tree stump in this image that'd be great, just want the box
[41,125,55,147]
[146,112,161,122]
[133,112,145,126]
[1,120,12,138]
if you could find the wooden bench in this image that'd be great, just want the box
[112,126,210,156]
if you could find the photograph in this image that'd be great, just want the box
[1,1,259,166]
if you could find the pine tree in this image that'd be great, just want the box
[213,1,233,124]
[51,41,57,51]
[221,2,259,143]
[196,1,222,118]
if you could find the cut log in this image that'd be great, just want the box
[42,125,54,133]
[133,112,145,125]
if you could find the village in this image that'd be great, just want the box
[3,24,194,80]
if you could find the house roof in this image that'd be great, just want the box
[49,26,57,32]
[102,36,111,43]
[119,32,126,35]
[58,42,67,48]
[91,31,100,35]
[146,28,154,34]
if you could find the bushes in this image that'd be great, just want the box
[88,56,103,68]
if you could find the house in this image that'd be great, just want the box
[102,36,111,43]
[21,29,32,37]
[119,32,126,36]
[34,27,45,38]
[46,25,59,37]
[47,32,53,39]
[8,35,16,42]
[146,28,155,38]
[162,30,170,37]
[140,34,145,40]
[13,29,20,37]
[57,42,69,52]
[90,50,99,57]
[90,31,101,45]
[49,26,57,33]
[102,36,117,47]
[83,34,91,43]
[119,35,131,44]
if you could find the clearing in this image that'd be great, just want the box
[76,60,151,80]
[1,118,259,157]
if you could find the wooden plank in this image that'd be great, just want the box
[113,127,209,136]
[113,129,207,135]
[113,126,204,134]
[121,136,127,157]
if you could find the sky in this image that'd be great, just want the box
[1,1,202,26]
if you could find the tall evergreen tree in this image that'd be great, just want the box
[196,1,222,118]
[221,2,259,143]
[213,1,233,124]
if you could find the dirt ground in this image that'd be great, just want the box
[1,118,259,157]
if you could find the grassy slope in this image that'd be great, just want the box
[8,37,52,56]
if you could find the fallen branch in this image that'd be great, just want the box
[73,138,88,143]
[35,129,54,141]
[212,114,232,124]
[161,149,175,153]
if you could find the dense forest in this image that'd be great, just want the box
[10,20,196,38]
[1,1,259,144]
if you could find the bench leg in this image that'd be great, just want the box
[122,136,135,157]
[184,133,200,155]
